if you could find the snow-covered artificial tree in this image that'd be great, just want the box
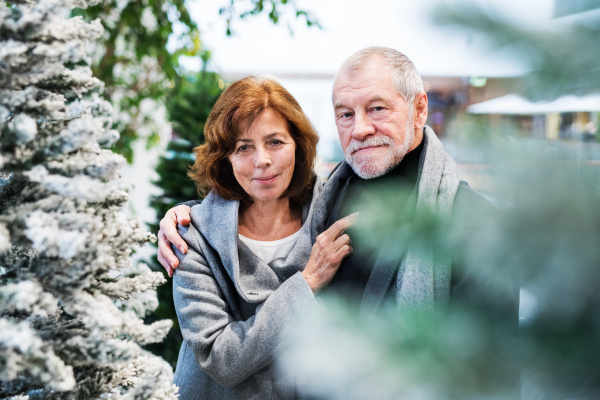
[0,0,177,398]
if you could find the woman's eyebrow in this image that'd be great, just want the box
[236,132,284,143]
[263,133,283,140]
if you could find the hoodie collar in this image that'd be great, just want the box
[190,182,321,303]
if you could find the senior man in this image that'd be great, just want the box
[158,46,503,312]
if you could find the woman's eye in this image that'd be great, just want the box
[237,145,250,152]
[270,139,283,145]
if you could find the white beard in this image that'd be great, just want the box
[345,118,416,179]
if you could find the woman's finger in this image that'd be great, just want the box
[334,244,353,259]
[324,212,359,241]
[157,250,174,277]
[158,230,180,269]
[174,204,192,226]
[332,233,351,251]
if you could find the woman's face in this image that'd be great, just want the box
[229,109,296,205]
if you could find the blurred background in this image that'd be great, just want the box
[113,0,600,229]
[75,0,600,398]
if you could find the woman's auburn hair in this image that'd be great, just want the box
[189,76,319,205]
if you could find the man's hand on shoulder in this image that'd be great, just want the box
[157,204,192,277]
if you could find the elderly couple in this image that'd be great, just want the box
[156,46,498,399]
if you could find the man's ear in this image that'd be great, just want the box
[413,91,428,130]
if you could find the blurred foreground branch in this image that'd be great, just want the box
[282,157,600,400]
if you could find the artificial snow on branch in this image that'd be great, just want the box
[0,0,177,398]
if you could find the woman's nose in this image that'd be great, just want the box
[254,147,271,168]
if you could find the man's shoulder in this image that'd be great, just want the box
[453,180,496,220]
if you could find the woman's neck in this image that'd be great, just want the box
[238,197,302,241]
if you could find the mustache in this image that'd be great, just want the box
[345,136,395,155]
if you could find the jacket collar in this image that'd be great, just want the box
[308,161,354,242]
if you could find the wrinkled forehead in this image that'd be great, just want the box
[332,65,396,106]
[333,60,394,99]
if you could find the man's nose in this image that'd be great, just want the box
[352,112,376,141]
[254,146,271,168]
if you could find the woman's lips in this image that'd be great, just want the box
[254,175,278,184]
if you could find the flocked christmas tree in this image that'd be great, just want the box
[0,0,177,398]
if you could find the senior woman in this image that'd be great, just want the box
[170,77,355,400]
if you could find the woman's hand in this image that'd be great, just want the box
[302,213,359,294]
[158,204,192,277]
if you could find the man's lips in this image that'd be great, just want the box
[254,174,278,184]
[352,145,385,155]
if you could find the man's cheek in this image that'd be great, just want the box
[337,128,352,151]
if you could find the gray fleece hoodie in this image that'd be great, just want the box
[172,181,322,400]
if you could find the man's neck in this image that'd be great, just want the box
[407,126,424,153]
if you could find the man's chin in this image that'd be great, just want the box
[347,154,395,179]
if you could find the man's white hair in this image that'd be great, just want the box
[334,46,424,106]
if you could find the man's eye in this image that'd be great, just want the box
[373,106,384,112]
[341,112,352,119]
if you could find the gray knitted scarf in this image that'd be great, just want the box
[392,125,460,312]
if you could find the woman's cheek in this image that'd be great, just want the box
[230,156,251,187]
[283,147,296,181]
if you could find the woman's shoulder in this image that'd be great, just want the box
[186,190,240,255]
[176,219,206,258]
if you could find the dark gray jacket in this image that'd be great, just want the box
[317,163,500,313]
[307,137,500,314]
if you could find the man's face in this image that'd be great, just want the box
[333,60,416,179]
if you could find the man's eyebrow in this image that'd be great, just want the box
[334,95,391,110]
[369,95,391,105]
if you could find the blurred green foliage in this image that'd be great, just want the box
[73,0,203,162]
[143,71,224,368]
[283,158,600,400]
[219,0,321,35]
[74,0,319,162]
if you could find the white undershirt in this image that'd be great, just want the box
[238,229,301,264]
